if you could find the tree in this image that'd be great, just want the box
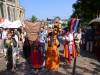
[72,0,100,26]
[54,16,61,21]
[62,23,68,28]
[31,15,37,22]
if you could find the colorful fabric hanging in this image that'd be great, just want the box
[69,18,76,32]
[74,19,80,32]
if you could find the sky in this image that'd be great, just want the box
[20,0,77,20]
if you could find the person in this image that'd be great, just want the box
[2,29,7,40]
[39,27,47,55]
[14,29,19,38]
[2,29,8,56]
[13,30,20,65]
[68,31,77,59]
[21,31,26,44]
[30,39,43,73]
[63,29,77,64]
[39,27,47,68]
[63,31,70,63]
[81,28,86,50]
[0,28,2,39]
[74,28,82,55]
[4,31,17,71]
[23,36,31,60]
[46,30,60,71]
[85,27,95,52]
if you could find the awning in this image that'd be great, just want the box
[0,19,12,28]
[8,20,22,28]
[89,18,100,25]
[0,19,22,28]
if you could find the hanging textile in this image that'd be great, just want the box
[69,18,76,32]
[74,19,80,32]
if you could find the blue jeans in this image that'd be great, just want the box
[40,43,45,54]
[40,43,45,64]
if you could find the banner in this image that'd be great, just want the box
[69,18,76,32]
[74,19,80,32]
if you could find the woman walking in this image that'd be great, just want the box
[46,30,60,71]
[30,39,43,72]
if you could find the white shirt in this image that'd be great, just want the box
[14,34,19,47]
[2,31,7,39]
[39,30,47,43]
[65,32,74,45]
[14,35,19,43]
[74,32,82,44]
[22,32,26,43]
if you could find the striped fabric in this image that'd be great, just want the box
[74,19,80,32]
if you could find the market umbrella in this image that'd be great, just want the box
[89,18,100,25]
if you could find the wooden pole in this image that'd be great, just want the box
[72,57,77,75]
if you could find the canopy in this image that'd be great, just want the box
[89,18,100,25]
[0,19,22,28]
[8,20,22,28]
[0,19,12,28]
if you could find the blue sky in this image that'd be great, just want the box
[20,0,76,19]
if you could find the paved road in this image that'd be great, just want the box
[0,40,100,75]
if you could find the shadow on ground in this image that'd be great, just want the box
[0,45,100,75]
[0,70,17,75]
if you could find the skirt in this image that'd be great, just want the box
[30,49,43,68]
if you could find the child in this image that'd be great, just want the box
[4,31,17,71]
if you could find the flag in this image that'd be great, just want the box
[74,19,80,32]
[72,20,77,32]
[69,18,76,32]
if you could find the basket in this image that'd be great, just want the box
[24,21,41,33]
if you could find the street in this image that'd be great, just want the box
[0,0,100,75]
[0,40,100,75]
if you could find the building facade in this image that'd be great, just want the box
[0,0,25,22]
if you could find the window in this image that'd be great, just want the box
[7,6,11,20]
[0,0,5,1]
[0,3,4,17]
[7,0,15,3]
[7,0,11,1]
[13,8,15,20]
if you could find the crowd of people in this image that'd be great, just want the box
[0,20,83,73]
[22,20,83,73]
[0,28,22,71]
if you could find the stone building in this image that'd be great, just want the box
[0,0,25,22]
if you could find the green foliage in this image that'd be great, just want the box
[62,23,68,28]
[72,0,100,26]
[31,15,37,22]
[54,16,61,21]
